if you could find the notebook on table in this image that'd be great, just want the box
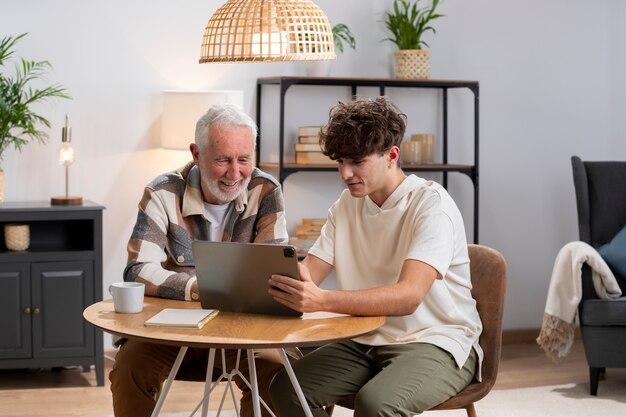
[144,308,219,329]
[192,240,302,317]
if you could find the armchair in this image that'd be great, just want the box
[571,155,626,395]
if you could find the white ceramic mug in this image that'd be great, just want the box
[109,282,145,313]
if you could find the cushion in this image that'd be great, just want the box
[598,224,626,283]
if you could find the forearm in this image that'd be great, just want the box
[125,259,195,301]
[307,258,436,316]
[321,283,420,316]
[125,188,196,300]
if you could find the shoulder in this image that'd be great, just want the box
[249,168,280,188]
[247,168,282,198]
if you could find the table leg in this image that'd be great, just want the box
[151,346,188,417]
[277,348,314,417]
[247,349,262,417]
[201,348,216,417]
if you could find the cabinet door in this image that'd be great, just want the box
[31,261,95,359]
[0,263,31,359]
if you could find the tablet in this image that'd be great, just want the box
[192,240,301,317]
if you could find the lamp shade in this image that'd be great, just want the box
[199,0,336,63]
[161,90,244,150]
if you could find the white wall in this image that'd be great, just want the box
[2,0,625,345]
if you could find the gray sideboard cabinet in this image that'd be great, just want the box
[0,201,105,386]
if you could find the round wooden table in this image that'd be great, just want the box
[84,297,384,417]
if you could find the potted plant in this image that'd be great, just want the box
[382,0,444,79]
[305,23,356,77]
[0,33,70,204]
[332,23,356,54]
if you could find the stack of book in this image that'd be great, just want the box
[295,126,334,165]
[295,218,325,240]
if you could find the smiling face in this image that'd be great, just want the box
[191,124,255,205]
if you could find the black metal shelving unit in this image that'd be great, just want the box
[255,76,479,243]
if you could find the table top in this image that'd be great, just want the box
[84,297,385,349]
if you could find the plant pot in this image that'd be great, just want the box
[394,49,431,80]
[305,60,332,77]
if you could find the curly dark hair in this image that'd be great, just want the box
[320,96,407,161]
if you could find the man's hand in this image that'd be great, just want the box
[268,263,326,313]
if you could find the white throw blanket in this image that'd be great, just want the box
[537,241,622,362]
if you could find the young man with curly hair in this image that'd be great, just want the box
[268,97,482,417]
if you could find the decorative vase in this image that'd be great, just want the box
[305,60,332,77]
[394,49,431,80]
[4,224,30,251]
[0,168,3,205]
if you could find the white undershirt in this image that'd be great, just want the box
[203,201,230,241]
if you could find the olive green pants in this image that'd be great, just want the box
[269,341,477,417]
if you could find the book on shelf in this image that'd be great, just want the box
[295,143,323,152]
[299,126,322,137]
[144,308,219,329]
[296,224,323,234]
[295,151,335,165]
[298,135,321,144]
[297,231,322,240]
[295,218,325,240]
[302,218,325,226]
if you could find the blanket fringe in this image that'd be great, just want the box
[536,313,575,362]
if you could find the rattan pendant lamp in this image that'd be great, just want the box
[199,0,336,63]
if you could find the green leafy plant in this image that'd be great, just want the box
[332,23,356,54]
[0,33,70,163]
[383,0,444,50]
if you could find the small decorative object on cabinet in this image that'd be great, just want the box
[382,0,445,79]
[51,115,83,206]
[4,223,30,251]
[256,76,479,243]
[0,33,70,205]
[0,201,105,386]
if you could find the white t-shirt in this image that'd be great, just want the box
[203,202,230,241]
[308,174,483,371]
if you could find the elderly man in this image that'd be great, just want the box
[109,104,288,417]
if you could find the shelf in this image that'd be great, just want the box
[256,76,479,242]
[259,162,476,179]
[257,76,479,92]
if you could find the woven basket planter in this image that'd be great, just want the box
[4,223,30,251]
[394,49,431,80]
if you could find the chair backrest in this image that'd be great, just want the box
[431,243,507,411]
[571,155,626,248]
[468,244,507,392]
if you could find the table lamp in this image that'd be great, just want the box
[51,115,83,205]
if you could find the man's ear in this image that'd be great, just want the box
[388,145,401,165]
[190,143,199,164]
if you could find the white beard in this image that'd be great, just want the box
[203,171,251,204]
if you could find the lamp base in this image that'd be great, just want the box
[51,196,83,206]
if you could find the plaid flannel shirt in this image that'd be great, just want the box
[124,162,288,301]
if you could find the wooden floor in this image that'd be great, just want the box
[0,338,605,417]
